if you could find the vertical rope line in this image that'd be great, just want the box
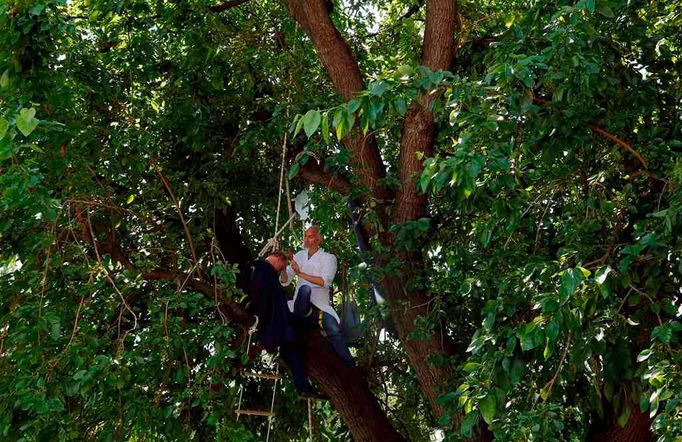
[266,353,280,442]
[307,398,313,441]
[274,132,288,240]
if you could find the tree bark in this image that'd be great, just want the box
[303,330,406,442]
[287,0,462,423]
[588,409,654,442]
[287,0,393,211]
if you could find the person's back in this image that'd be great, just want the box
[239,251,325,399]
[241,257,295,352]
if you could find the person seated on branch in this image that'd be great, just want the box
[239,251,326,400]
[281,226,356,368]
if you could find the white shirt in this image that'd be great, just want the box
[283,248,340,323]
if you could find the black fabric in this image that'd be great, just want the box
[241,260,297,352]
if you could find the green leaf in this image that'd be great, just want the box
[509,358,525,385]
[16,108,39,137]
[347,99,361,113]
[394,97,408,115]
[293,115,305,138]
[479,394,497,425]
[559,268,584,302]
[127,195,135,204]
[637,348,652,362]
[0,118,9,139]
[333,108,345,140]
[597,5,614,17]
[302,110,321,138]
[0,137,13,160]
[321,112,330,143]
[460,412,478,437]
[31,3,46,15]
[0,69,8,89]
[369,80,387,96]
[288,162,300,180]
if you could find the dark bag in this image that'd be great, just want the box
[340,291,364,343]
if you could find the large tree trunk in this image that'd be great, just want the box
[287,0,462,424]
[303,330,406,442]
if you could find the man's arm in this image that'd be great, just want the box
[294,253,336,288]
[295,270,325,287]
[280,265,295,286]
[319,254,337,288]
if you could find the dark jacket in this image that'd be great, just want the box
[239,260,296,352]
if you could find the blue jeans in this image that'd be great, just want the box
[294,285,356,367]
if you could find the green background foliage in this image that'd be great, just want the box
[1,0,680,440]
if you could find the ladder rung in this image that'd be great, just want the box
[243,371,281,380]
[235,409,276,417]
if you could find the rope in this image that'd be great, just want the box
[257,212,297,258]
[258,131,302,258]
[308,398,313,441]
[285,177,296,236]
[274,132,288,239]
[236,315,259,422]
[266,355,280,442]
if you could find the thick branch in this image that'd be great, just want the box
[142,269,253,324]
[299,160,351,195]
[395,0,457,223]
[588,124,648,168]
[287,0,392,208]
[209,0,251,12]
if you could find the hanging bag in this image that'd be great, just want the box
[340,290,364,343]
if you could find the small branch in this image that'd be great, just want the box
[587,124,648,169]
[532,97,648,168]
[540,333,572,403]
[209,0,251,12]
[153,163,202,278]
[65,296,86,349]
[85,211,139,331]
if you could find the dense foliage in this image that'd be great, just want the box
[1,0,680,440]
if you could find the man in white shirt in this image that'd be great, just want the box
[281,226,355,367]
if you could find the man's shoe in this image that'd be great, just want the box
[298,388,329,401]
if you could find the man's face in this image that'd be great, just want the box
[274,256,287,272]
[267,255,287,272]
[304,227,322,250]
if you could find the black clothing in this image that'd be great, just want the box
[240,260,297,352]
[239,260,313,392]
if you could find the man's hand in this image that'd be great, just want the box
[291,258,301,274]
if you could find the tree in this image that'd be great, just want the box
[1,0,681,441]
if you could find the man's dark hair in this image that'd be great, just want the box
[269,250,288,262]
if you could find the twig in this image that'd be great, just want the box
[85,211,138,331]
[539,333,572,403]
[65,296,86,349]
[210,237,228,325]
[153,163,202,278]
[68,198,163,231]
[533,200,552,253]
[532,96,648,168]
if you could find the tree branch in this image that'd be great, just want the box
[394,0,458,223]
[287,0,393,210]
[209,0,251,12]
[532,97,648,168]
[299,160,351,196]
